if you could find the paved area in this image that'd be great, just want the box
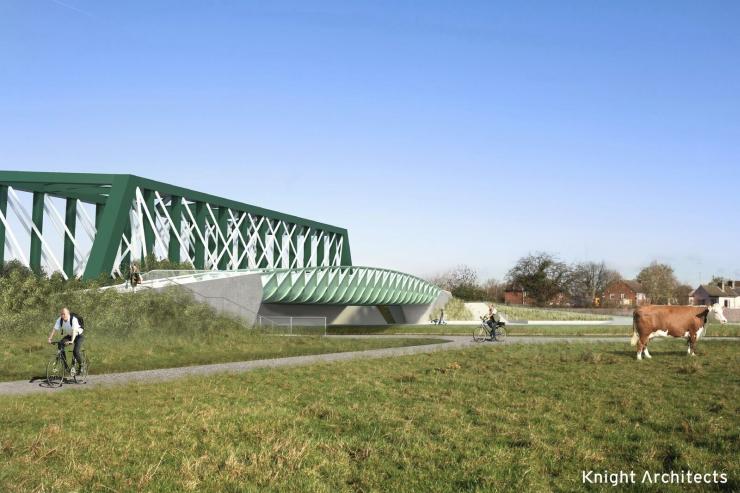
[2,335,735,397]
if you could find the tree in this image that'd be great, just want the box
[637,262,678,304]
[483,278,505,303]
[567,261,622,307]
[428,265,486,301]
[141,253,194,273]
[1,260,34,278]
[673,284,693,305]
[506,252,569,306]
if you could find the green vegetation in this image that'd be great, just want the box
[492,304,611,321]
[1,331,443,382]
[436,295,612,322]
[1,340,737,492]
[0,262,198,337]
[439,296,472,320]
[140,253,195,272]
[0,266,443,381]
[330,324,631,337]
[512,322,737,337]
[330,323,740,337]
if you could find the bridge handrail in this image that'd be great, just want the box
[255,265,438,287]
[143,266,439,289]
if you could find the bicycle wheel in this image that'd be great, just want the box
[46,356,65,388]
[473,326,488,342]
[73,351,89,384]
[494,327,507,342]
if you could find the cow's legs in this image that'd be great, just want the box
[688,333,697,356]
[636,337,649,361]
[643,347,652,359]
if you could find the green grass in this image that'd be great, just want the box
[329,323,740,338]
[440,297,473,320]
[0,331,444,382]
[329,324,481,336]
[490,304,611,321]
[1,339,737,492]
[508,323,739,337]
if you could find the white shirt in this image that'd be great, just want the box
[54,316,83,338]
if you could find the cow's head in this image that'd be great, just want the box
[709,303,728,324]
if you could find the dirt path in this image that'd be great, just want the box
[2,335,721,397]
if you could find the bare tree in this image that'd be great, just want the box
[428,265,478,291]
[483,278,505,303]
[506,252,569,306]
[637,262,678,304]
[568,261,622,307]
[427,265,485,300]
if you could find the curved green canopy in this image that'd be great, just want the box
[261,266,441,305]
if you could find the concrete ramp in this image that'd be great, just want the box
[464,302,509,323]
[119,271,264,325]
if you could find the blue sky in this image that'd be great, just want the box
[1,1,738,285]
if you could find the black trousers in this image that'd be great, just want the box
[58,334,84,368]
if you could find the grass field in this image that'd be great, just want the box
[0,331,443,382]
[329,323,740,338]
[443,299,611,322]
[1,339,737,492]
[490,304,611,321]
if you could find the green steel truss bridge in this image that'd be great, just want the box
[0,172,440,306]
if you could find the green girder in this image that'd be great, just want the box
[0,172,441,308]
[0,171,352,279]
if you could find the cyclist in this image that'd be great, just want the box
[487,306,505,332]
[129,264,142,289]
[47,308,84,373]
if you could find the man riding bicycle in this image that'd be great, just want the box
[487,306,505,331]
[47,308,84,373]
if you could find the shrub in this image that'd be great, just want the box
[0,271,244,337]
[140,254,195,272]
[450,285,487,301]
[440,297,472,321]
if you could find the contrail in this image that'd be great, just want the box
[48,0,95,18]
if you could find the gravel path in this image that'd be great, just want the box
[2,335,734,397]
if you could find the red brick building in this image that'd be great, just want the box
[602,280,647,307]
[504,288,570,306]
[504,288,527,305]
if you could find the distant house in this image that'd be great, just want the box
[503,287,570,306]
[603,280,647,306]
[691,280,740,309]
[504,287,527,305]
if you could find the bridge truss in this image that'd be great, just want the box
[0,172,351,280]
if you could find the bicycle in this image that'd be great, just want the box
[473,317,507,343]
[46,341,89,387]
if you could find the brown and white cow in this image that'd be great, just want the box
[630,304,727,360]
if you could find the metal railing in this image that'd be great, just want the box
[255,316,327,336]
